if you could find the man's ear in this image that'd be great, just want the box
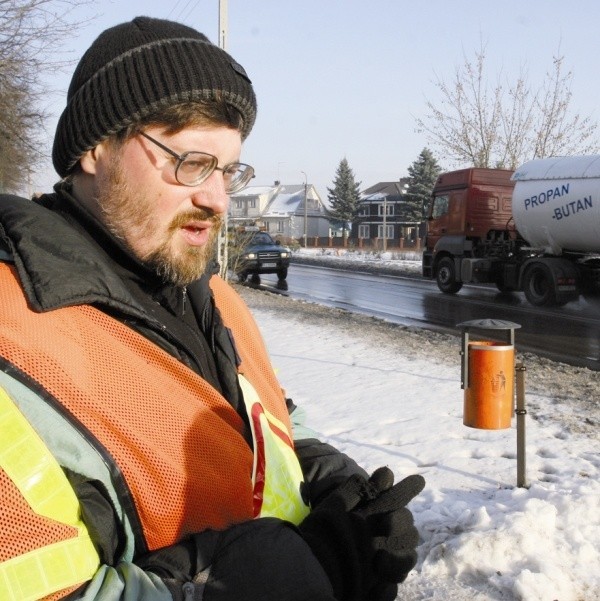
[79,143,108,175]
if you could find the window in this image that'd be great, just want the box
[378,203,394,216]
[249,199,256,209]
[358,224,369,239]
[277,220,285,233]
[431,195,449,219]
[377,225,394,239]
[234,199,243,209]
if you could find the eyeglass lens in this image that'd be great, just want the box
[177,154,253,193]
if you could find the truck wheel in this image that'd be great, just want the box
[436,257,463,294]
[277,267,288,280]
[523,264,555,306]
[238,271,248,283]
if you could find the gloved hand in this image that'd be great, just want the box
[298,467,425,601]
[135,518,336,601]
[135,529,219,600]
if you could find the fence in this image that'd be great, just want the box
[296,236,424,250]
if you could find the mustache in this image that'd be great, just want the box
[169,209,223,231]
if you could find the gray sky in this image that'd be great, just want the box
[33,0,600,198]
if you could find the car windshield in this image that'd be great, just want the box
[252,233,275,245]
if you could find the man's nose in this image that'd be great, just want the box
[189,170,229,214]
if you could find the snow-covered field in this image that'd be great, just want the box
[236,250,599,601]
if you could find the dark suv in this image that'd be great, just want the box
[235,231,291,282]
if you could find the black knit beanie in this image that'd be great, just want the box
[52,16,257,178]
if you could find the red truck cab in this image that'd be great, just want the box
[423,168,517,293]
[426,168,515,250]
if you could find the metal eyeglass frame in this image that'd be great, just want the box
[139,131,255,193]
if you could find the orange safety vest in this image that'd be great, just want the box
[0,263,309,560]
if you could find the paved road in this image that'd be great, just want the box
[256,263,600,371]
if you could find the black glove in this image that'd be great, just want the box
[299,467,425,601]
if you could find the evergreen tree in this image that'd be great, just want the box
[405,148,442,221]
[327,158,361,236]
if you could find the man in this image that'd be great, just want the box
[0,16,424,601]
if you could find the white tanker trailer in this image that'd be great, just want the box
[512,155,600,254]
[422,156,600,306]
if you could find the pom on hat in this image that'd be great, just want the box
[52,16,257,177]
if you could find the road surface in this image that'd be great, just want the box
[255,263,600,370]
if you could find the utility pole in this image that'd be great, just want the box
[217,0,229,278]
[301,171,308,247]
[218,0,228,49]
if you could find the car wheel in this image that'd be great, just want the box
[277,267,288,280]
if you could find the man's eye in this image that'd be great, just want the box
[181,157,212,172]
[223,165,243,180]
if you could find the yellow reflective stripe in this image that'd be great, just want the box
[0,535,99,601]
[238,375,310,525]
[0,386,100,601]
[255,408,310,524]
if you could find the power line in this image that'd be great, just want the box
[166,0,186,19]
[180,0,203,23]
[170,0,196,22]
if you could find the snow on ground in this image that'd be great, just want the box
[235,250,600,601]
[291,246,424,276]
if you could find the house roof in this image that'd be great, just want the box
[232,185,277,197]
[231,183,327,217]
[361,191,386,200]
[266,185,306,215]
[362,179,410,197]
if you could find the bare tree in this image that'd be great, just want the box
[530,56,598,159]
[416,43,599,170]
[0,0,93,193]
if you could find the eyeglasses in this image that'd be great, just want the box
[139,131,255,194]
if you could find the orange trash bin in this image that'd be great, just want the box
[463,340,514,429]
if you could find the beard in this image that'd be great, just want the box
[96,153,223,286]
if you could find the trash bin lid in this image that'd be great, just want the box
[457,319,521,330]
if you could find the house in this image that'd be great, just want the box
[353,179,422,248]
[228,185,277,223]
[230,182,331,244]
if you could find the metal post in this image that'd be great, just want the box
[301,171,307,247]
[382,194,387,252]
[516,363,528,488]
[460,329,469,390]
